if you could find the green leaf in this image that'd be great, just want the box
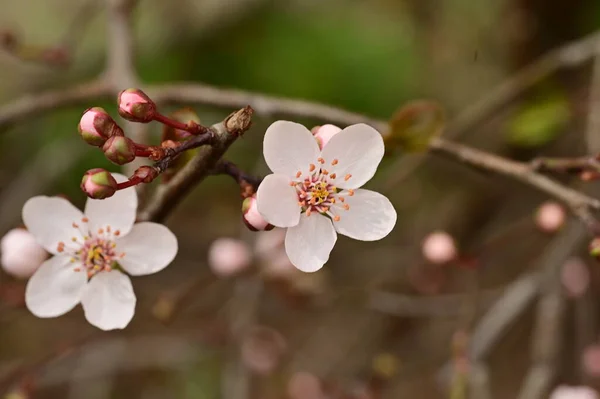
[386,100,445,153]
[507,95,570,148]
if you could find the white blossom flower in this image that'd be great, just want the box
[22,174,178,330]
[256,121,396,272]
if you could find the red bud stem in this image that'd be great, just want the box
[153,113,208,135]
[116,176,143,191]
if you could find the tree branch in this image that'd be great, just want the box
[138,106,254,222]
[429,137,600,231]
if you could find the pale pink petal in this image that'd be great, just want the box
[319,124,384,189]
[550,385,599,399]
[285,213,336,272]
[314,124,342,149]
[257,174,301,228]
[331,189,396,241]
[263,121,320,177]
[114,222,178,276]
[81,270,136,330]
[25,255,86,318]
[84,173,137,237]
[22,196,84,254]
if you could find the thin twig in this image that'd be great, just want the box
[437,273,540,387]
[515,222,586,399]
[429,137,600,231]
[584,41,600,152]
[0,81,111,131]
[368,287,503,318]
[449,31,600,138]
[138,106,254,222]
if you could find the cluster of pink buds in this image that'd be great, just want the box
[77,88,213,199]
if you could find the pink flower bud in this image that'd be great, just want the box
[208,238,252,277]
[1,228,47,278]
[536,201,566,233]
[242,196,273,231]
[102,136,136,165]
[241,326,287,375]
[421,231,457,264]
[80,168,118,199]
[78,107,121,147]
[117,88,156,123]
[313,124,342,149]
[561,257,590,298]
[583,345,600,377]
[550,386,599,399]
[288,372,325,399]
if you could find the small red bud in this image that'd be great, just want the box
[117,88,156,123]
[81,168,118,199]
[242,196,273,231]
[102,136,136,165]
[133,166,158,183]
[78,107,122,147]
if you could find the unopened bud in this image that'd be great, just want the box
[117,88,156,123]
[208,238,252,277]
[313,124,342,149]
[1,228,47,279]
[422,231,457,265]
[81,168,118,199]
[590,238,600,258]
[102,136,136,165]
[78,107,121,147]
[535,201,566,233]
[243,196,273,231]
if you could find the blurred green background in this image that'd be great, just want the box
[1,0,600,398]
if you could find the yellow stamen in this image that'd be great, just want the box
[331,159,338,166]
[330,173,337,179]
[333,215,341,222]
[317,157,325,164]
[296,171,302,178]
[344,174,352,181]
[309,164,316,172]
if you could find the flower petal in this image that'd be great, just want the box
[115,222,178,276]
[81,270,136,330]
[84,173,137,237]
[320,124,384,189]
[263,121,320,177]
[22,196,84,254]
[332,189,397,241]
[257,174,300,228]
[25,255,87,318]
[285,213,337,272]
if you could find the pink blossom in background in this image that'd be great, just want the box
[288,372,326,399]
[1,228,48,279]
[550,385,599,399]
[254,228,286,260]
[208,238,252,277]
[561,257,590,298]
[421,231,457,264]
[536,201,566,233]
[583,344,600,377]
[241,325,287,375]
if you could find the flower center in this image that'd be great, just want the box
[292,157,354,220]
[56,217,125,278]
